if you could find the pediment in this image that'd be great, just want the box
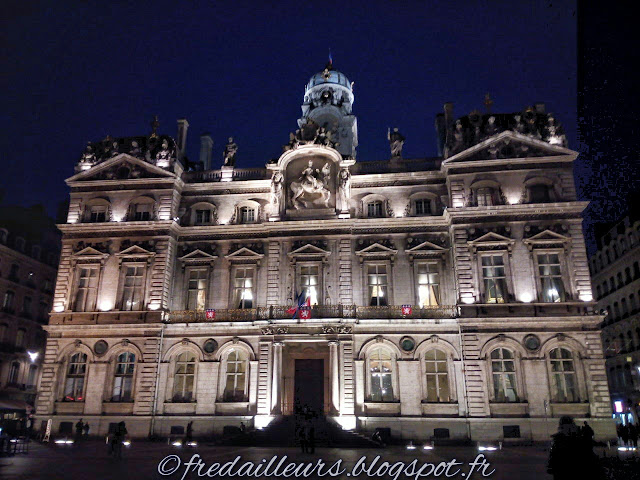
[67,154,176,183]
[225,247,264,261]
[523,229,570,248]
[72,246,108,258]
[355,242,398,257]
[406,240,447,258]
[288,243,331,260]
[468,232,514,252]
[117,245,156,257]
[444,131,576,164]
[179,249,218,264]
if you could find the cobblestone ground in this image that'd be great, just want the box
[3,440,635,480]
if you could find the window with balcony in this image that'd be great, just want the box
[299,265,320,306]
[490,348,518,402]
[120,265,145,311]
[416,262,440,306]
[223,350,248,402]
[536,253,566,302]
[172,352,196,402]
[74,266,99,312]
[112,352,135,402]
[367,264,388,306]
[186,269,207,311]
[424,349,450,402]
[549,348,578,402]
[63,353,87,401]
[481,255,508,303]
[232,266,254,309]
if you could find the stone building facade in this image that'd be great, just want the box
[0,205,60,425]
[35,65,615,442]
[590,201,640,425]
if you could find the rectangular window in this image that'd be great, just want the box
[417,262,440,306]
[16,328,26,348]
[112,352,135,402]
[240,207,255,224]
[22,296,32,316]
[133,204,151,221]
[186,269,207,311]
[425,349,450,402]
[195,209,211,225]
[3,291,15,309]
[476,187,494,206]
[300,265,319,306]
[120,265,145,311]
[90,206,107,222]
[482,255,507,303]
[27,365,37,388]
[529,184,550,203]
[414,199,431,216]
[233,266,254,309]
[367,264,388,306]
[74,267,98,312]
[367,201,383,218]
[537,253,565,302]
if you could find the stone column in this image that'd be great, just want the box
[271,342,284,414]
[329,340,341,414]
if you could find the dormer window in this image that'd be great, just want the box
[89,205,107,222]
[15,237,25,252]
[133,203,152,221]
[0,229,8,244]
[239,207,255,224]
[528,184,551,203]
[195,209,211,225]
[31,245,41,260]
[476,187,495,206]
[414,199,433,216]
[367,201,383,218]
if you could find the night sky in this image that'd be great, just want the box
[2,1,577,216]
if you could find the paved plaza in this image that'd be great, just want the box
[0,440,562,480]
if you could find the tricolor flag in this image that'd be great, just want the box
[328,50,333,66]
[401,305,412,316]
[286,292,311,319]
[205,309,216,320]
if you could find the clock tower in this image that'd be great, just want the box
[300,64,358,158]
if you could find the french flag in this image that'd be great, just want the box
[286,292,311,319]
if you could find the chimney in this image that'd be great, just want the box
[199,133,213,170]
[177,118,189,161]
[534,103,545,114]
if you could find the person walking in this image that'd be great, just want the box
[547,416,603,480]
[620,423,630,447]
[185,421,193,443]
[83,422,90,439]
[110,421,127,459]
[75,419,84,444]
[629,423,638,448]
[581,421,594,446]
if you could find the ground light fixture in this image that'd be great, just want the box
[618,446,638,452]
[406,441,417,450]
[54,439,74,445]
[172,440,183,447]
[423,442,434,450]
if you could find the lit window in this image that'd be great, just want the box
[367,264,388,306]
[120,265,145,311]
[195,209,211,225]
[369,347,394,402]
[74,267,98,312]
[417,263,440,306]
[186,269,207,311]
[414,199,432,216]
[9,362,20,384]
[233,267,254,309]
[239,207,255,224]
[3,290,15,310]
[89,205,107,222]
[482,255,507,303]
[27,365,37,388]
[367,201,383,218]
[64,353,87,401]
[476,187,494,206]
[173,352,195,402]
[223,350,247,402]
[425,349,450,402]
[491,348,517,402]
[300,265,319,305]
[549,348,578,402]
[112,352,135,402]
[537,253,565,302]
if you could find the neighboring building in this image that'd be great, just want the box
[590,198,640,425]
[35,64,615,442]
[0,204,60,429]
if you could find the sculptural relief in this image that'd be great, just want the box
[338,167,351,212]
[270,170,284,214]
[289,159,332,209]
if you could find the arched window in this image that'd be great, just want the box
[128,196,155,221]
[172,352,196,402]
[112,352,135,402]
[424,349,450,402]
[190,202,217,226]
[84,198,111,223]
[64,353,87,401]
[223,350,248,402]
[238,206,257,224]
[368,347,394,402]
[549,348,578,402]
[490,348,517,402]
[8,361,20,384]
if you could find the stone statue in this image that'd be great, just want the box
[270,170,284,214]
[129,140,142,158]
[223,137,238,166]
[484,116,499,138]
[447,120,466,156]
[109,141,120,157]
[283,132,299,152]
[155,139,172,165]
[388,127,405,158]
[290,160,331,209]
[81,143,96,164]
[513,115,526,135]
[338,168,351,212]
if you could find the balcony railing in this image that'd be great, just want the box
[169,304,457,323]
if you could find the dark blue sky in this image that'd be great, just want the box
[2,1,577,215]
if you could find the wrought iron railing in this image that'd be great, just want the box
[169,304,457,323]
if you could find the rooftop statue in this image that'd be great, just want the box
[388,127,405,158]
[81,143,97,164]
[223,137,238,166]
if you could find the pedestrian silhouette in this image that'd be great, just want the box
[83,422,90,439]
[75,419,84,444]
[547,416,603,480]
[110,421,128,459]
